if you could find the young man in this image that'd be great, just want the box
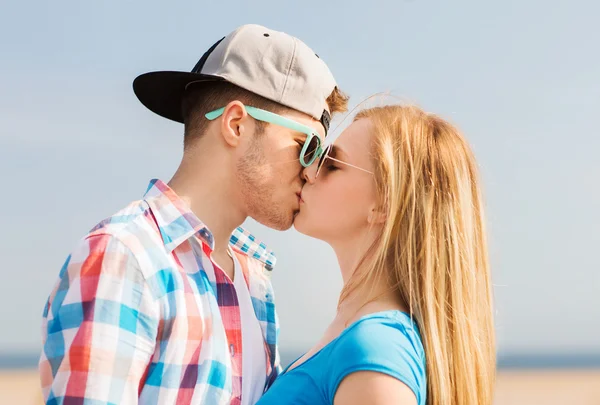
[39,24,348,405]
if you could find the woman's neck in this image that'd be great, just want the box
[329,225,380,284]
[331,247,407,327]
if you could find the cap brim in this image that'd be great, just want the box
[133,71,225,123]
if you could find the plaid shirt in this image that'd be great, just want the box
[39,179,281,405]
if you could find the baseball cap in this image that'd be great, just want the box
[133,24,337,131]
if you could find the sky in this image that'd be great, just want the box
[1,0,599,357]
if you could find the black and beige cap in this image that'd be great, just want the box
[133,24,336,132]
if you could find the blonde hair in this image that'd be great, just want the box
[343,105,496,405]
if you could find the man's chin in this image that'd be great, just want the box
[253,211,295,231]
[272,221,293,231]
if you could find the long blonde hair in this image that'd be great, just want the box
[342,105,496,405]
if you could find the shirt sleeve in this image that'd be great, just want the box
[39,233,160,404]
[325,317,426,405]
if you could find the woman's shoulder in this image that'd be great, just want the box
[325,310,427,404]
[334,310,424,359]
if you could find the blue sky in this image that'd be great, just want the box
[1,0,599,355]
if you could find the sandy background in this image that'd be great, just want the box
[1,369,599,405]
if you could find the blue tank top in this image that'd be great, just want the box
[256,310,427,405]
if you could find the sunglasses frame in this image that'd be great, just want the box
[205,105,324,167]
[316,144,375,178]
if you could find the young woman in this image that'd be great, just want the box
[257,104,496,405]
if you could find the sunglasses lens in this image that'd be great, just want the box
[301,135,321,165]
[316,145,332,177]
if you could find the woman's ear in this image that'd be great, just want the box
[367,206,387,225]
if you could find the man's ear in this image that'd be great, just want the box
[219,101,248,147]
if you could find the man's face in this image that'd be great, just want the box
[237,109,326,230]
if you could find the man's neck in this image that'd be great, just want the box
[168,148,247,256]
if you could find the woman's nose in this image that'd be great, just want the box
[302,161,317,184]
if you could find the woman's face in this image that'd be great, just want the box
[294,118,379,242]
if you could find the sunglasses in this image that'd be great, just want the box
[315,144,375,178]
[205,105,324,167]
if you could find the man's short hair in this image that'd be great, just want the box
[182,82,349,150]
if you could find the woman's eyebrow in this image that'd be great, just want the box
[331,144,348,159]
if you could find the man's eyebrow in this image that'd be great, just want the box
[294,131,309,140]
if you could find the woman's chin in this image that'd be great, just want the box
[294,216,329,244]
[294,207,331,241]
[292,210,312,235]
